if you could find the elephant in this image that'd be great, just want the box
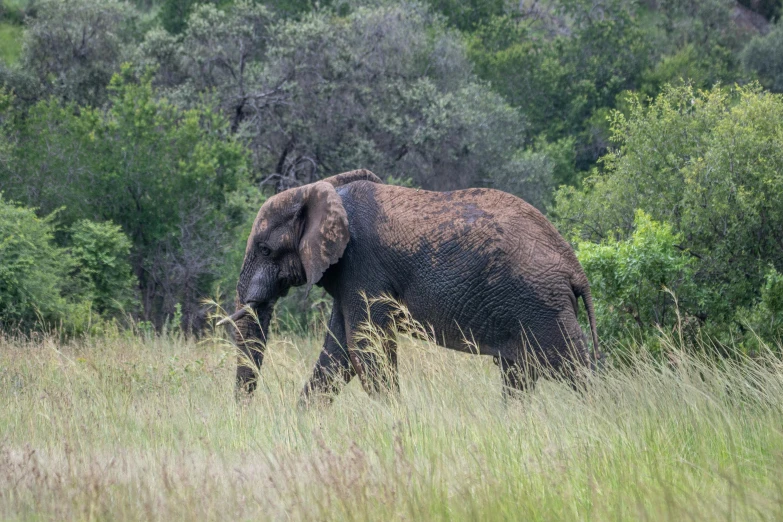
[220,169,598,403]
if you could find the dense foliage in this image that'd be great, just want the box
[557,84,783,347]
[0,194,138,331]
[0,68,251,330]
[0,0,781,351]
[575,210,696,347]
[0,196,69,328]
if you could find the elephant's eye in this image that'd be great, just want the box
[258,245,272,257]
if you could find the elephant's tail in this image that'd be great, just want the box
[574,284,599,364]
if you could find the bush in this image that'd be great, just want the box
[576,210,696,343]
[68,219,137,317]
[736,266,783,349]
[0,195,143,332]
[741,22,783,92]
[555,84,783,344]
[0,196,69,328]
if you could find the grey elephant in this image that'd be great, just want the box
[221,169,598,402]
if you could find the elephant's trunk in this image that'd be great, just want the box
[234,305,273,396]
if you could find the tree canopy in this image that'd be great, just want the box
[0,0,781,348]
[556,84,783,345]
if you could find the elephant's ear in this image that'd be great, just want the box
[298,181,349,291]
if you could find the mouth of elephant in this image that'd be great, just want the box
[217,300,263,326]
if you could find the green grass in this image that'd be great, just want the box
[2,320,783,520]
[0,22,22,65]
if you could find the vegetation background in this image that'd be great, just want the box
[2,0,783,519]
[0,0,781,350]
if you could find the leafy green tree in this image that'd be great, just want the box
[0,69,252,328]
[742,22,783,92]
[555,84,783,342]
[160,1,273,132]
[0,196,69,328]
[68,219,137,317]
[467,0,651,170]
[262,5,525,191]
[640,0,744,97]
[12,0,140,106]
[143,2,537,196]
[576,210,696,341]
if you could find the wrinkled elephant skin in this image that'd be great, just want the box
[229,169,598,402]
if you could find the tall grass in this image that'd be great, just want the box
[2,315,783,520]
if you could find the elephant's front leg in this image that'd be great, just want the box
[299,306,355,407]
[344,300,399,398]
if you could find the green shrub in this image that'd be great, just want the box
[741,22,783,92]
[68,219,137,317]
[0,195,140,332]
[0,196,69,327]
[556,84,783,345]
[576,210,696,343]
[736,266,783,349]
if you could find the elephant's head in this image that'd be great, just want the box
[223,169,381,394]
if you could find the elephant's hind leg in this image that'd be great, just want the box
[497,355,538,401]
[554,317,592,392]
[537,315,591,393]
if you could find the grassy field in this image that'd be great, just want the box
[2,319,783,521]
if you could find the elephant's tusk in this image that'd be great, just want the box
[216,307,250,327]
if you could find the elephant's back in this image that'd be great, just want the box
[360,183,579,277]
[342,182,586,355]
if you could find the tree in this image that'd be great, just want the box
[576,210,696,342]
[640,0,745,97]
[0,196,69,328]
[13,0,139,106]
[68,219,137,317]
[168,1,274,132]
[742,22,783,92]
[142,2,539,197]
[467,0,651,171]
[0,69,252,329]
[555,84,783,342]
